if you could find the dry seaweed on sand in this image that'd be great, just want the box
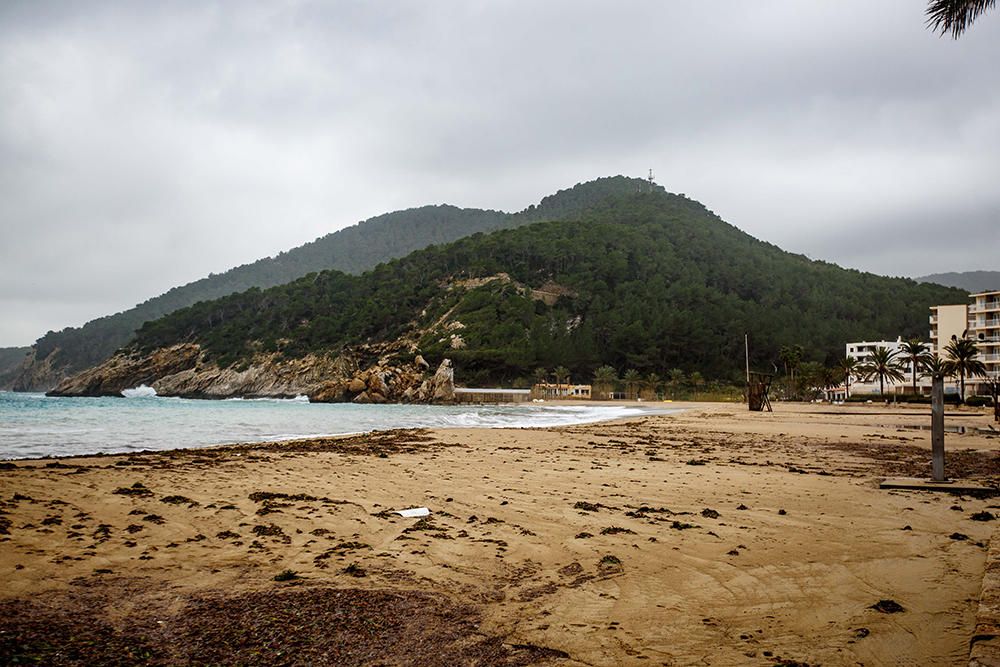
[0,583,569,666]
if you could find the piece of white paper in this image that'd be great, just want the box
[395,507,430,518]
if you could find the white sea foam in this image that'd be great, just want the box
[223,395,312,402]
[121,384,157,398]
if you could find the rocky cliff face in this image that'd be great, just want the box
[7,348,69,393]
[46,343,455,404]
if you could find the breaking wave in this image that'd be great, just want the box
[121,385,157,398]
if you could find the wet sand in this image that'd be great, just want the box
[1,402,998,666]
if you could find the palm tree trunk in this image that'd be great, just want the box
[912,366,917,395]
[880,374,884,397]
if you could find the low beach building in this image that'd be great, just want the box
[845,338,926,396]
[454,387,531,404]
[530,383,592,400]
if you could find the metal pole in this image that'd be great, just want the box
[931,375,945,482]
[745,333,750,385]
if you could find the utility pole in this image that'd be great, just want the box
[745,333,750,385]
[647,169,655,192]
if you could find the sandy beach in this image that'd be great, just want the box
[1,402,998,666]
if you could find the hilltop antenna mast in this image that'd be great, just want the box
[647,169,655,192]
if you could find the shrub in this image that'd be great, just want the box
[965,396,995,407]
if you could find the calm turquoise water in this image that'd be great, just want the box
[0,391,666,459]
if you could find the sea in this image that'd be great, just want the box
[0,390,671,460]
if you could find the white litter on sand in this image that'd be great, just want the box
[395,507,430,518]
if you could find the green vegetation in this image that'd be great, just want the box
[19,176,657,385]
[944,337,987,403]
[839,356,859,398]
[922,353,952,381]
[785,339,995,407]
[129,189,967,387]
[899,339,932,395]
[26,206,509,378]
[858,346,907,397]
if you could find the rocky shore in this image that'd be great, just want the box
[46,343,456,404]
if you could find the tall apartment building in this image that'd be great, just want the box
[929,303,969,357]
[968,290,1000,393]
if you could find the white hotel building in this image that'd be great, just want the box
[844,338,925,396]
[840,289,1000,398]
[966,290,1000,393]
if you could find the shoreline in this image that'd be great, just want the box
[0,396,679,462]
[1,403,998,665]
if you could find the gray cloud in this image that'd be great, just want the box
[1,1,998,346]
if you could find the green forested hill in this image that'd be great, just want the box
[16,176,655,387]
[917,271,1000,293]
[132,190,966,385]
[29,206,506,369]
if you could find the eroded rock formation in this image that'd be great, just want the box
[47,343,454,404]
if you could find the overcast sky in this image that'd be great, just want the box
[1,1,998,347]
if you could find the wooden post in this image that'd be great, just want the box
[991,380,999,423]
[931,375,945,482]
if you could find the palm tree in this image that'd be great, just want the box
[643,372,661,400]
[592,365,617,400]
[944,338,987,403]
[927,0,997,38]
[820,366,841,398]
[622,369,642,400]
[899,339,932,396]
[922,353,956,399]
[839,356,859,399]
[859,346,906,397]
[533,367,549,386]
[797,361,825,398]
[667,368,685,398]
[922,354,954,382]
[689,371,705,398]
[553,365,571,397]
[778,345,803,380]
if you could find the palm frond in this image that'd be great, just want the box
[927,0,997,38]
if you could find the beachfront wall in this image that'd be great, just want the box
[454,388,531,404]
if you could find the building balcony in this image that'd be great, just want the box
[929,315,938,324]
[982,353,1000,362]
